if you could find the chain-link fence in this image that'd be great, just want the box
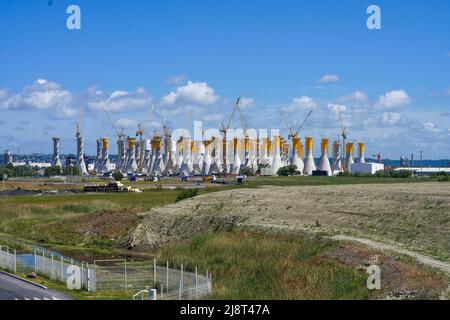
[0,245,212,300]
[1,245,94,291]
[93,259,212,300]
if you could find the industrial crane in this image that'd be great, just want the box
[281,110,313,158]
[337,106,347,171]
[220,97,241,173]
[136,105,155,140]
[102,106,125,142]
[76,109,84,138]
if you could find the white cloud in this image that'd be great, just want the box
[166,74,188,85]
[161,81,219,106]
[422,122,441,134]
[3,79,73,111]
[239,97,255,109]
[116,118,139,129]
[283,96,317,113]
[328,103,346,113]
[87,87,152,113]
[52,105,78,119]
[381,112,402,126]
[376,90,410,109]
[318,74,340,83]
[202,113,224,122]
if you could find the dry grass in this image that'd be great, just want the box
[130,182,450,262]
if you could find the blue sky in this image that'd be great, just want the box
[0,0,449,159]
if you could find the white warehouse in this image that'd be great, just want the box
[350,162,384,175]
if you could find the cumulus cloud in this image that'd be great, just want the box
[87,86,152,113]
[116,118,139,129]
[328,103,346,113]
[421,122,441,134]
[239,97,255,109]
[283,96,317,113]
[166,74,188,85]
[318,74,340,83]
[52,105,78,119]
[161,81,219,106]
[381,112,402,126]
[376,90,410,109]
[3,79,73,111]
[202,113,224,122]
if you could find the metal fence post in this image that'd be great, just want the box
[6,246,9,270]
[166,260,169,290]
[209,273,212,292]
[42,250,45,273]
[51,253,54,280]
[195,267,198,299]
[60,255,64,282]
[34,248,37,273]
[160,284,164,300]
[179,280,182,300]
[181,264,184,293]
[14,249,17,273]
[206,270,209,291]
[124,259,127,291]
[153,258,156,288]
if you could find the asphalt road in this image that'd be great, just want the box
[0,272,72,300]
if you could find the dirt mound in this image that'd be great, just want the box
[128,182,450,263]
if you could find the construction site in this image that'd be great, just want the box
[39,98,385,183]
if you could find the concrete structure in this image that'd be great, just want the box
[201,140,212,175]
[291,137,304,174]
[149,135,165,176]
[4,150,13,165]
[350,162,384,175]
[393,167,450,176]
[358,143,366,163]
[125,137,138,174]
[52,137,62,168]
[271,135,282,175]
[94,139,103,173]
[231,138,242,175]
[332,140,343,173]
[303,136,316,176]
[318,138,332,176]
[76,135,88,176]
[116,138,126,173]
[346,143,355,173]
[100,138,112,173]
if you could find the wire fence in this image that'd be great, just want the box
[0,245,212,300]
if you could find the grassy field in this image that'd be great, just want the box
[158,230,447,300]
[244,176,433,187]
[0,176,442,256]
[1,177,449,300]
[159,231,372,300]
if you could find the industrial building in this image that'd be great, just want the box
[36,97,395,178]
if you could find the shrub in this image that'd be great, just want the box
[277,165,300,176]
[240,167,255,177]
[113,172,124,181]
[176,188,199,202]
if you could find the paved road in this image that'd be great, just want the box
[0,272,72,300]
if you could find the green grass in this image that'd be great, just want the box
[159,230,373,300]
[243,176,432,187]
